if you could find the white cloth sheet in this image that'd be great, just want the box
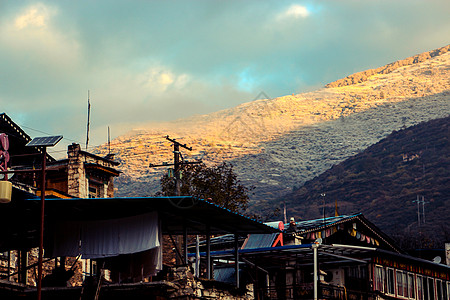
[48,212,160,259]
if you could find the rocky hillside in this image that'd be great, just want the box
[326,45,449,87]
[271,116,449,245]
[95,45,450,212]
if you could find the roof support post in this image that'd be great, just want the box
[234,233,240,289]
[7,251,10,281]
[20,251,28,285]
[168,233,184,266]
[183,225,188,265]
[312,244,318,300]
[17,251,21,283]
[18,250,28,284]
[206,225,211,279]
[195,235,200,277]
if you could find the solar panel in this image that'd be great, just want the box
[26,135,63,147]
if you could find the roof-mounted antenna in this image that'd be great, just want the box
[108,126,111,155]
[86,90,91,151]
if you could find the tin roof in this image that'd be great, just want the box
[293,213,403,254]
[0,193,278,252]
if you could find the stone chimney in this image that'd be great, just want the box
[67,143,88,198]
[446,243,450,266]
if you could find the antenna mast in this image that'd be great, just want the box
[321,193,326,225]
[86,90,91,151]
[108,126,111,155]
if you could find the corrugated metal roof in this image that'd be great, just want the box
[191,244,450,273]
[294,214,362,232]
[291,213,403,254]
[0,194,278,251]
[214,267,236,284]
[241,233,278,249]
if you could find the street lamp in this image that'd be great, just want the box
[26,135,62,300]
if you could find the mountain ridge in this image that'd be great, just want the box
[326,44,449,88]
[94,45,450,214]
[273,116,450,245]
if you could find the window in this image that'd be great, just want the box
[387,268,395,295]
[408,273,415,299]
[423,276,429,300]
[427,277,435,300]
[88,181,101,198]
[417,275,423,300]
[422,277,435,300]
[436,280,443,300]
[374,266,385,292]
[397,271,404,297]
[403,272,409,298]
[395,270,410,298]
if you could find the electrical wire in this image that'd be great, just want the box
[15,122,189,160]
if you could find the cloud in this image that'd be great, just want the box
[277,4,310,20]
[14,3,54,29]
[0,3,80,74]
[139,66,190,94]
[1,0,450,151]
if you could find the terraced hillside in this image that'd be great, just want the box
[95,45,450,213]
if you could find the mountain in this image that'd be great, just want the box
[273,116,449,246]
[95,45,450,215]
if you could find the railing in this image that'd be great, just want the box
[256,283,386,300]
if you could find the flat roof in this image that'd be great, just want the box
[0,194,278,251]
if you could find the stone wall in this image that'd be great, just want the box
[67,143,117,198]
[168,267,254,300]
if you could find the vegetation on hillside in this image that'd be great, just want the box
[270,116,450,247]
[103,46,449,208]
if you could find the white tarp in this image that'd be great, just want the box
[48,211,161,259]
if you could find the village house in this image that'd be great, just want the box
[0,113,276,299]
[0,112,449,300]
[191,214,449,299]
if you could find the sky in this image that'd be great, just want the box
[0,0,449,156]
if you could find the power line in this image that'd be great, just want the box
[16,122,189,160]
[18,124,81,144]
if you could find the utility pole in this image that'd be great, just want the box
[173,141,182,196]
[421,196,428,224]
[413,195,421,227]
[413,195,429,227]
[149,136,201,265]
[149,136,199,195]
